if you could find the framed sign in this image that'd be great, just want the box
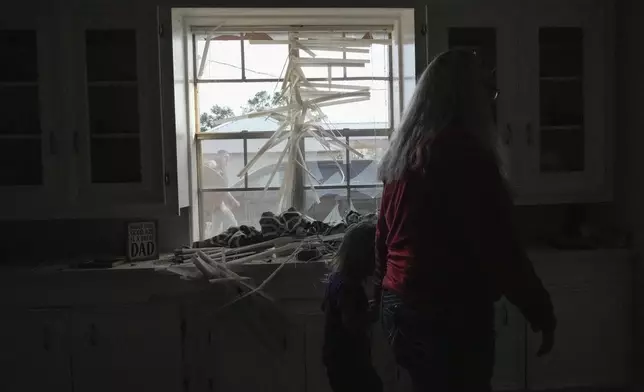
[126,220,158,261]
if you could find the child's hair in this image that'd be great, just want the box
[331,220,377,281]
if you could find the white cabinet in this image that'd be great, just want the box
[0,5,168,219]
[184,299,305,392]
[515,0,613,203]
[70,304,182,392]
[492,299,526,391]
[304,313,333,392]
[527,251,632,389]
[0,10,67,219]
[0,309,72,392]
[62,4,165,208]
[421,0,613,204]
[0,303,183,392]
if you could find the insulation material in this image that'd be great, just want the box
[202,31,391,210]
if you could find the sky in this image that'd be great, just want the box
[195,34,392,131]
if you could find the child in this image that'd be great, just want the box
[321,220,383,392]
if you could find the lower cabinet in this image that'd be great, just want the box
[0,309,72,392]
[0,252,632,392]
[493,299,527,391]
[184,298,306,392]
[304,313,333,392]
[527,251,632,389]
[70,304,183,392]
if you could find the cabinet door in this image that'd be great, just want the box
[515,0,610,203]
[304,313,332,392]
[424,0,521,189]
[192,299,304,392]
[492,299,526,391]
[70,304,182,392]
[0,309,72,392]
[527,252,632,389]
[0,11,66,218]
[63,5,165,207]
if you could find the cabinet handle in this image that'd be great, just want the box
[503,304,509,326]
[73,132,80,154]
[49,132,57,155]
[43,325,51,351]
[89,323,98,347]
[503,124,513,145]
[180,318,187,344]
[526,122,534,146]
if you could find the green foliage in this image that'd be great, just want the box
[240,91,286,114]
[199,90,286,131]
[199,105,234,132]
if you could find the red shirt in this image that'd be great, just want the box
[375,131,553,330]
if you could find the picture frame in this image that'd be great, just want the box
[126,220,159,261]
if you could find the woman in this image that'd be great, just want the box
[374,50,556,391]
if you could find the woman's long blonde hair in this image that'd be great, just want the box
[378,50,500,183]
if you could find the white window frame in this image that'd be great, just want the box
[170,8,416,243]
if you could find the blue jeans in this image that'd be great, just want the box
[381,291,495,392]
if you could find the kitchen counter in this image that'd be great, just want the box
[0,247,632,310]
[0,248,633,392]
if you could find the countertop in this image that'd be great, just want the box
[0,248,632,309]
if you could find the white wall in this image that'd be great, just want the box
[615,0,644,388]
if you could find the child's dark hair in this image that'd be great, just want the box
[331,220,377,281]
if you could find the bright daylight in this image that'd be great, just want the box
[194,28,393,238]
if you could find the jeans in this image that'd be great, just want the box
[381,291,495,392]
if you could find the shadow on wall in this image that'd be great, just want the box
[0,211,190,265]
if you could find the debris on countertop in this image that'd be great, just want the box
[161,208,377,311]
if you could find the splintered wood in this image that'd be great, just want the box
[167,234,342,311]
[203,32,391,210]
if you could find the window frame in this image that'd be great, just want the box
[171,8,416,242]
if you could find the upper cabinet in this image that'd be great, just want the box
[0,12,66,218]
[0,5,168,219]
[0,1,615,218]
[63,6,165,207]
[515,0,612,203]
[421,0,613,204]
